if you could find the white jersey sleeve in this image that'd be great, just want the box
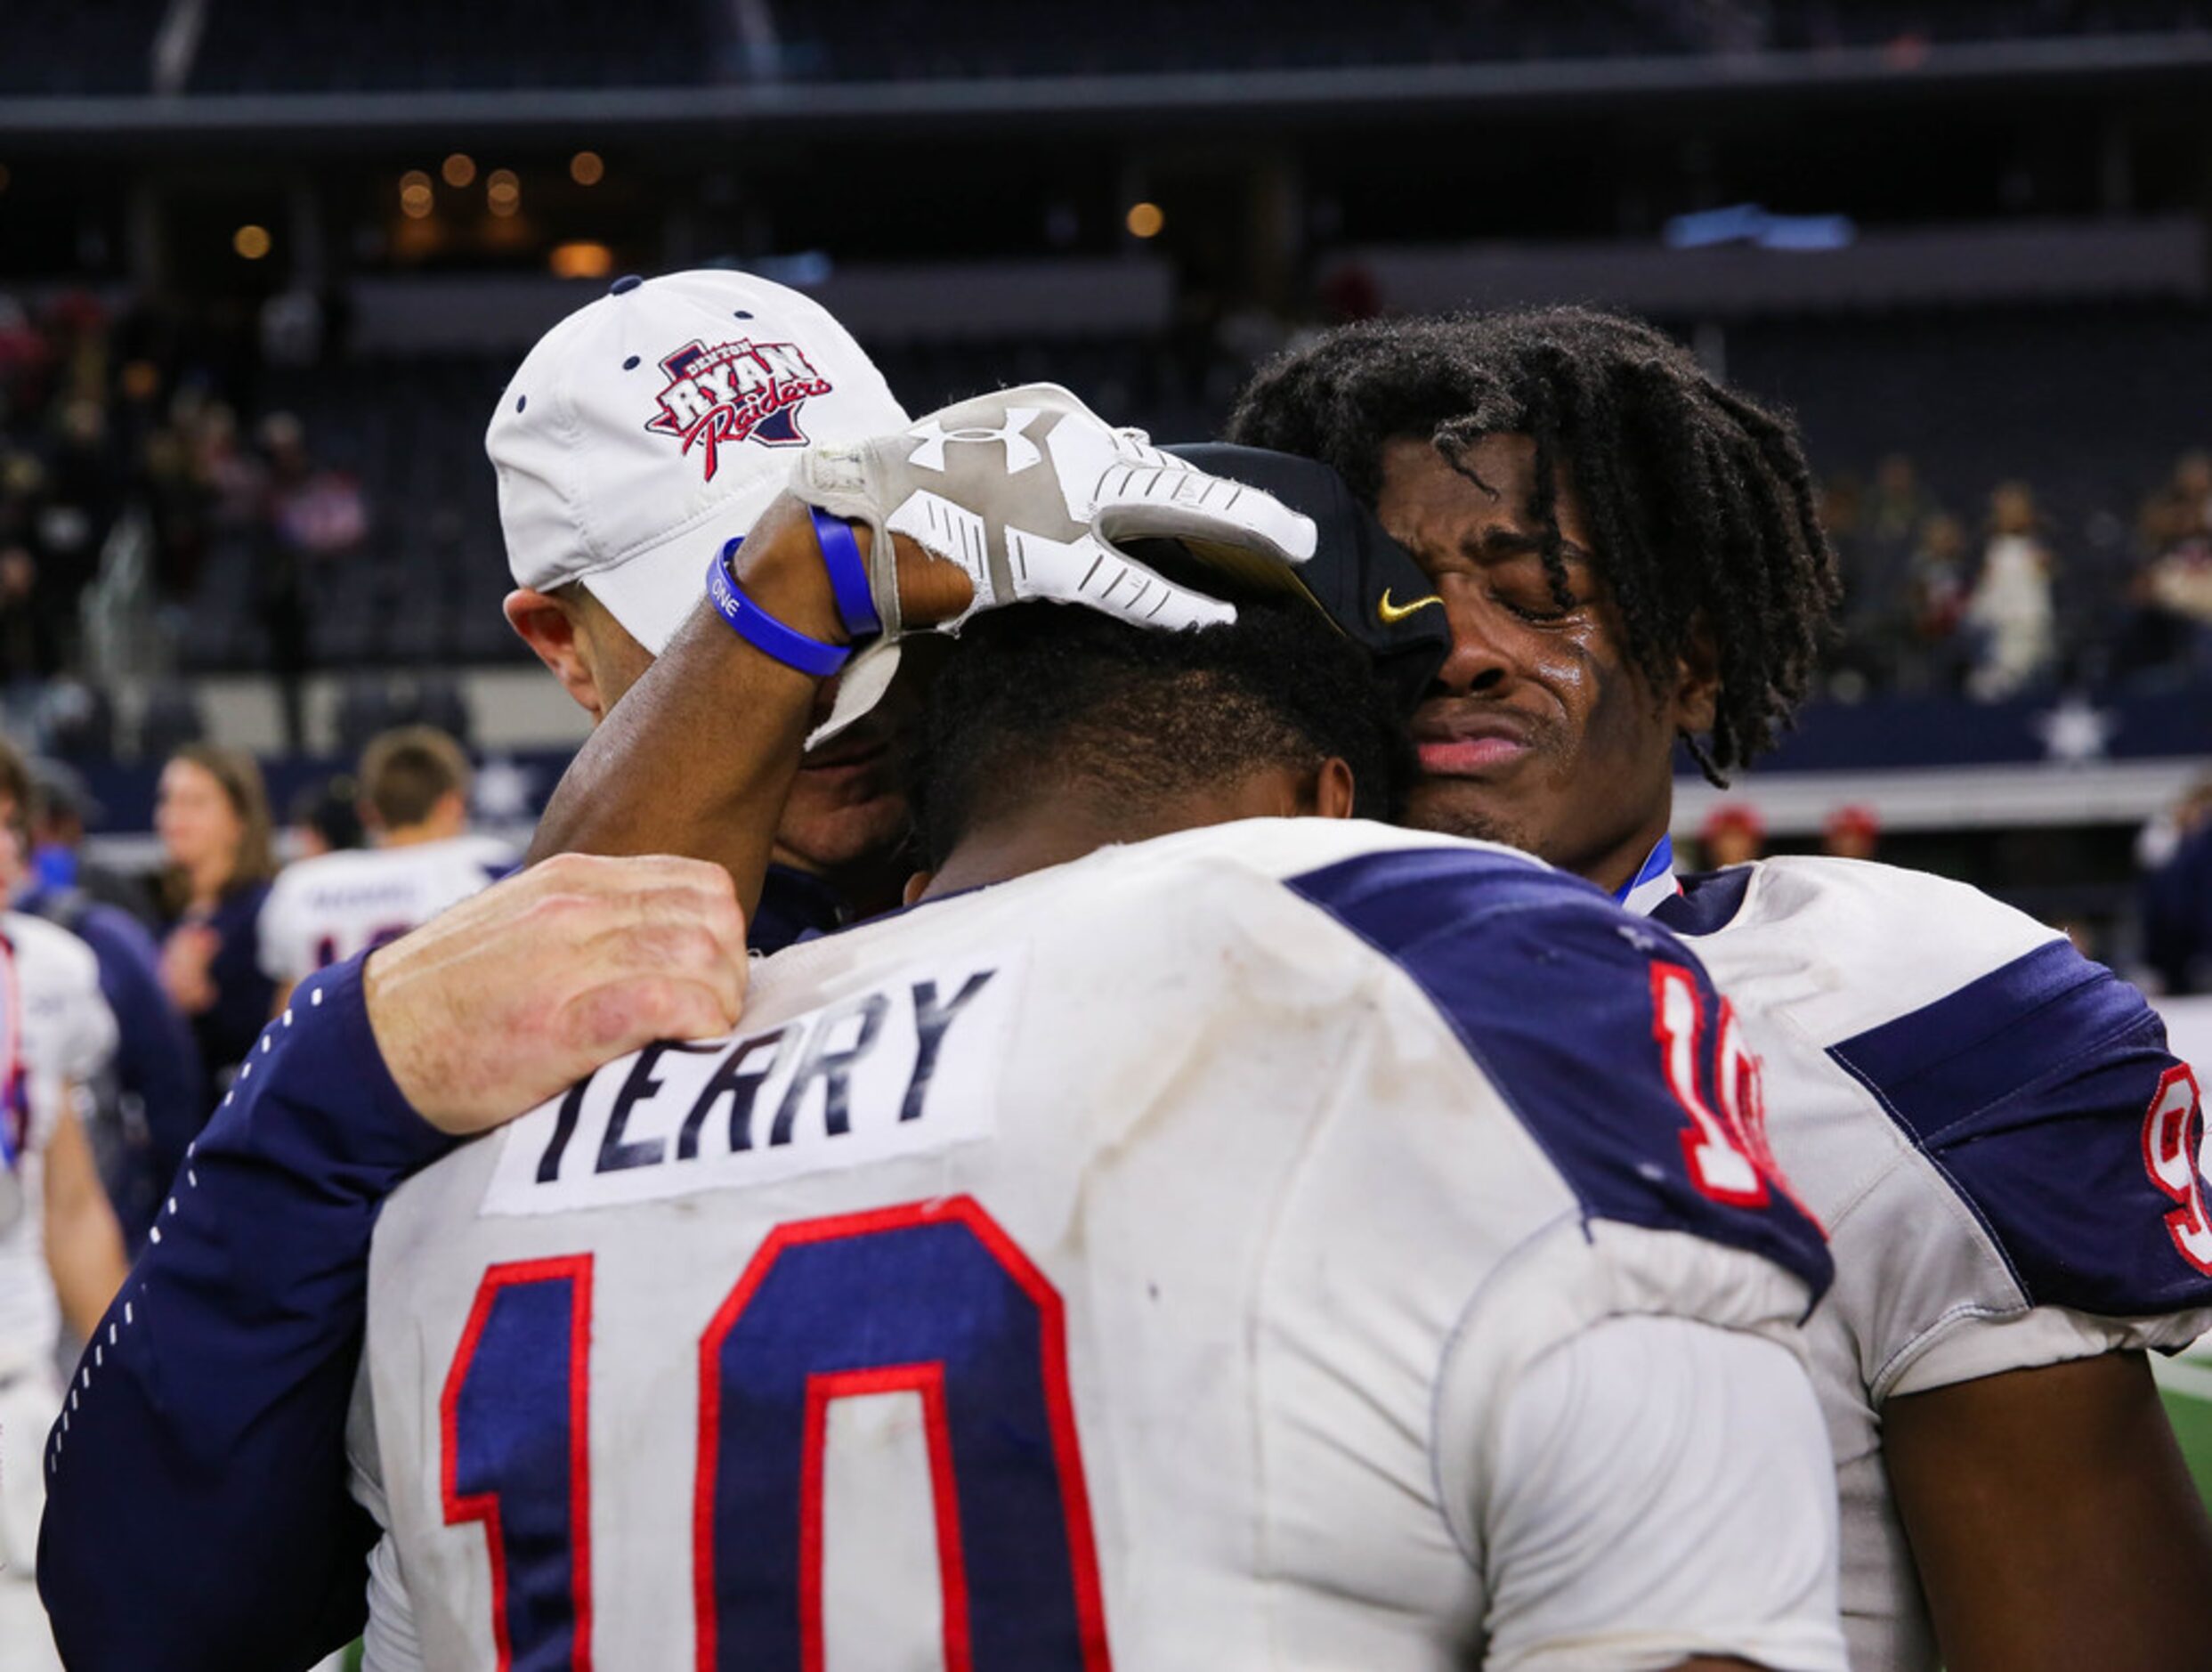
[1657,855,2212,1672]
[7,913,117,1093]
[1479,1315,1841,1672]
[0,914,117,1382]
[1664,858,2212,1397]
[257,869,315,986]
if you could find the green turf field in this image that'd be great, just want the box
[2156,1344,2212,1520]
[2165,1384,2212,1515]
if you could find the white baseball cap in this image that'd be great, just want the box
[487,269,908,654]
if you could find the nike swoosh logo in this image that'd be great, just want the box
[1377,588,1444,625]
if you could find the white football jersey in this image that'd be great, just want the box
[0,912,118,1381]
[258,835,515,986]
[352,821,1845,1672]
[1653,856,2212,1672]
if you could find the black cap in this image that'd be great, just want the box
[1149,442,1449,714]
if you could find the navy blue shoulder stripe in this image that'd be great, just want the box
[1287,847,1831,1304]
[1830,937,2212,1319]
[1651,866,1756,937]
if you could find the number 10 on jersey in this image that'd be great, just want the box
[440,1197,1114,1671]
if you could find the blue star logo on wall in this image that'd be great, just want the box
[2030,696,2118,765]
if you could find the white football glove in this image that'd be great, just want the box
[789,384,1318,737]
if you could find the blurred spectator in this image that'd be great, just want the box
[2130,450,2212,679]
[2139,773,2212,994]
[153,744,277,1108]
[12,752,207,1250]
[1901,512,1973,692]
[2137,773,2212,873]
[287,774,366,860]
[0,390,119,738]
[32,397,119,630]
[257,726,515,1006]
[1697,802,1766,869]
[256,413,365,753]
[1835,455,1935,688]
[27,759,158,929]
[1965,481,2057,701]
[2141,822,2212,995]
[2138,449,2212,556]
[1821,803,1883,862]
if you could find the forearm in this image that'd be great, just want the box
[44,1104,129,1336]
[526,497,842,920]
[1887,1351,2212,1672]
[46,1195,127,1342]
[38,954,454,1670]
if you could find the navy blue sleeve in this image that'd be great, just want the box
[38,952,458,1672]
[1829,937,2212,1320]
[81,901,209,1199]
[1288,847,1832,1305]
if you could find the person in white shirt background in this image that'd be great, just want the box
[257,725,515,1012]
[0,735,126,1672]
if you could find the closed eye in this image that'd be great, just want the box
[1503,594,1577,623]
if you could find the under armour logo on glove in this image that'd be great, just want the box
[906,409,1045,475]
[787,384,1318,743]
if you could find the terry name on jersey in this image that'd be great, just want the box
[482,951,1019,1217]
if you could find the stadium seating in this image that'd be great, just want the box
[188,0,722,93]
[7,0,2208,100]
[182,303,2196,679]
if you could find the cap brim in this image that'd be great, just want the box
[579,469,786,657]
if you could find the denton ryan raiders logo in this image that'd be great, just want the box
[644,338,833,482]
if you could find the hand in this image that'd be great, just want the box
[159,923,219,1015]
[793,383,1317,638]
[361,852,748,1136]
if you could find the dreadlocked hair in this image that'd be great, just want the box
[1224,307,1839,782]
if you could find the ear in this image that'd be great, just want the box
[1672,615,1722,739]
[902,869,934,907]
[504,588,605,720]
[1313,756,1357,820]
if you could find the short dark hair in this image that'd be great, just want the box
[1225,307,1839,781]
[910,600,1413,871]
[359,726,470,831]
[289,775,366,852]
[0,735,31,845]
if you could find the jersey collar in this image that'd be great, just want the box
[1614,834,1681,918]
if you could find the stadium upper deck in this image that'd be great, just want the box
[4,0,2210,98]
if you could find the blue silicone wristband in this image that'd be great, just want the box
[704,539,851,678]
[810,507,880,638]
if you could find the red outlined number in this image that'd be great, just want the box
[441,1254,596,1672]
[798,1364,969,1672]
[1649,963,1769,1206]
[693,1197,1110,1672]
[2142,1063,2212,1275]
[440,1202,1110,1671]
